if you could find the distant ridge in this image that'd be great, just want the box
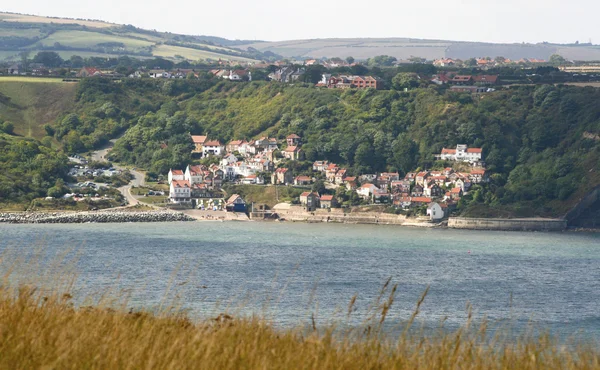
[2,11,600,61]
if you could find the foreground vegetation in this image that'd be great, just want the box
[0,263,598,369]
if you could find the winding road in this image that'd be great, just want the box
[89,139,146,206]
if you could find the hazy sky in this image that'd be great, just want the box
[3,0,598,44]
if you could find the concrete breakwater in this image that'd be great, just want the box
[448,217,567,231]
[0,210,195,224]
[269,207,435,226]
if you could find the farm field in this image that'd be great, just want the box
[34,30,154,50]
[0,13,114,28]
[152,44,257,62]
[0,78,77,139]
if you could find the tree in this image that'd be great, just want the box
[47,179,67,198]
[1,121,14,134]
[392,73,420,91]
[549,54,567,65]
[312,180,326,194]
[367,55,397,67]
[350,64,369,76]
[346,56,355,64]
[465,58,477,67]
[33,51,64,68]
[302,65,327,84]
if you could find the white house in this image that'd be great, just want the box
[169,180,191,203]
[356,183,379,200]
[168,169,185,184]
[202,140,225,157]
[184,165,204,186]
[426,202,445,221]
[438,144,483,163]
[242,174,264,185]
[149,70,171,78]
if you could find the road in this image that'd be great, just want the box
[89,139,146,207]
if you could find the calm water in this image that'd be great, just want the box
[1,222,599,337]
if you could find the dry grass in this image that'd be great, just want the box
[0,254,598,369]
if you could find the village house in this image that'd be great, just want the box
[450,86,488,94]
[431,74,451,85]
[325,164,340,183]
[185,165,205,186]
[169,180,191,204]
[242,174,264,185]
[168,169,185,184]
[77,67,102,78]
[449,187,463,200]
[438,144,483,163]
[359,174,378,184]
[391,180,411,194]
[377,172,400,189]
[226,140,245,153]
[357,183,379,200]
[191,135,207,154]
[225,194,247,212]
[426,202,445,221]
[343,177,358,190]
[411,184,424,197]
[149,69,171,78]
[300,192,320,211]
[335,169,347,185]
[294,176,312,186]
[286,134,301,146]
[405,172,416,183]
[410,197,433,207]
[473,75,499,85]
[272,168,293,185]
[424,183,443,198]
[415,171,429,186]
[469,169,489,184]
[451,75,473,85]
[283,145,303,161]
[320,194,337,209]
[202,140,225,157]
[433,58,456,67]
[254,137,278,152]
[312,160,330,172]
[323,75,383,90]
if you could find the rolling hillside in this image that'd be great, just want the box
[0,12,261,63]
[0,77,77,139]
[242,38,600,61]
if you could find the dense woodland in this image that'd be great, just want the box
[1,76,599,216]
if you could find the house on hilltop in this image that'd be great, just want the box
[437,144,483,163]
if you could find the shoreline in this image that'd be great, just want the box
[0,210,598,232]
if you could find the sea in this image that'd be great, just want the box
[1,222,599,339]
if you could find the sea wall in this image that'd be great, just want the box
[0,210,195,224]
[273,208,433,226]
[448,217,567,231]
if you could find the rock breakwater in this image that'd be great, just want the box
[0,210,195,224]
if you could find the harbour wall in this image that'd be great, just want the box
[448,217,567,231]
[269,208,433,226]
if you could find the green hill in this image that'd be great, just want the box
[0,77,77,139]
[0,12,262,63]
[0,76,599,218]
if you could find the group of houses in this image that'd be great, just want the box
[169,130,488,221]
[432,57,547,68]
[316,74,384,90]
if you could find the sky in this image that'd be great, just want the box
[3,0,599,44]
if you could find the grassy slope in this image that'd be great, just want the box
[0,12,259,63]
[34,30,154,50]
[0,78,77,139]
[153,44,256,62]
